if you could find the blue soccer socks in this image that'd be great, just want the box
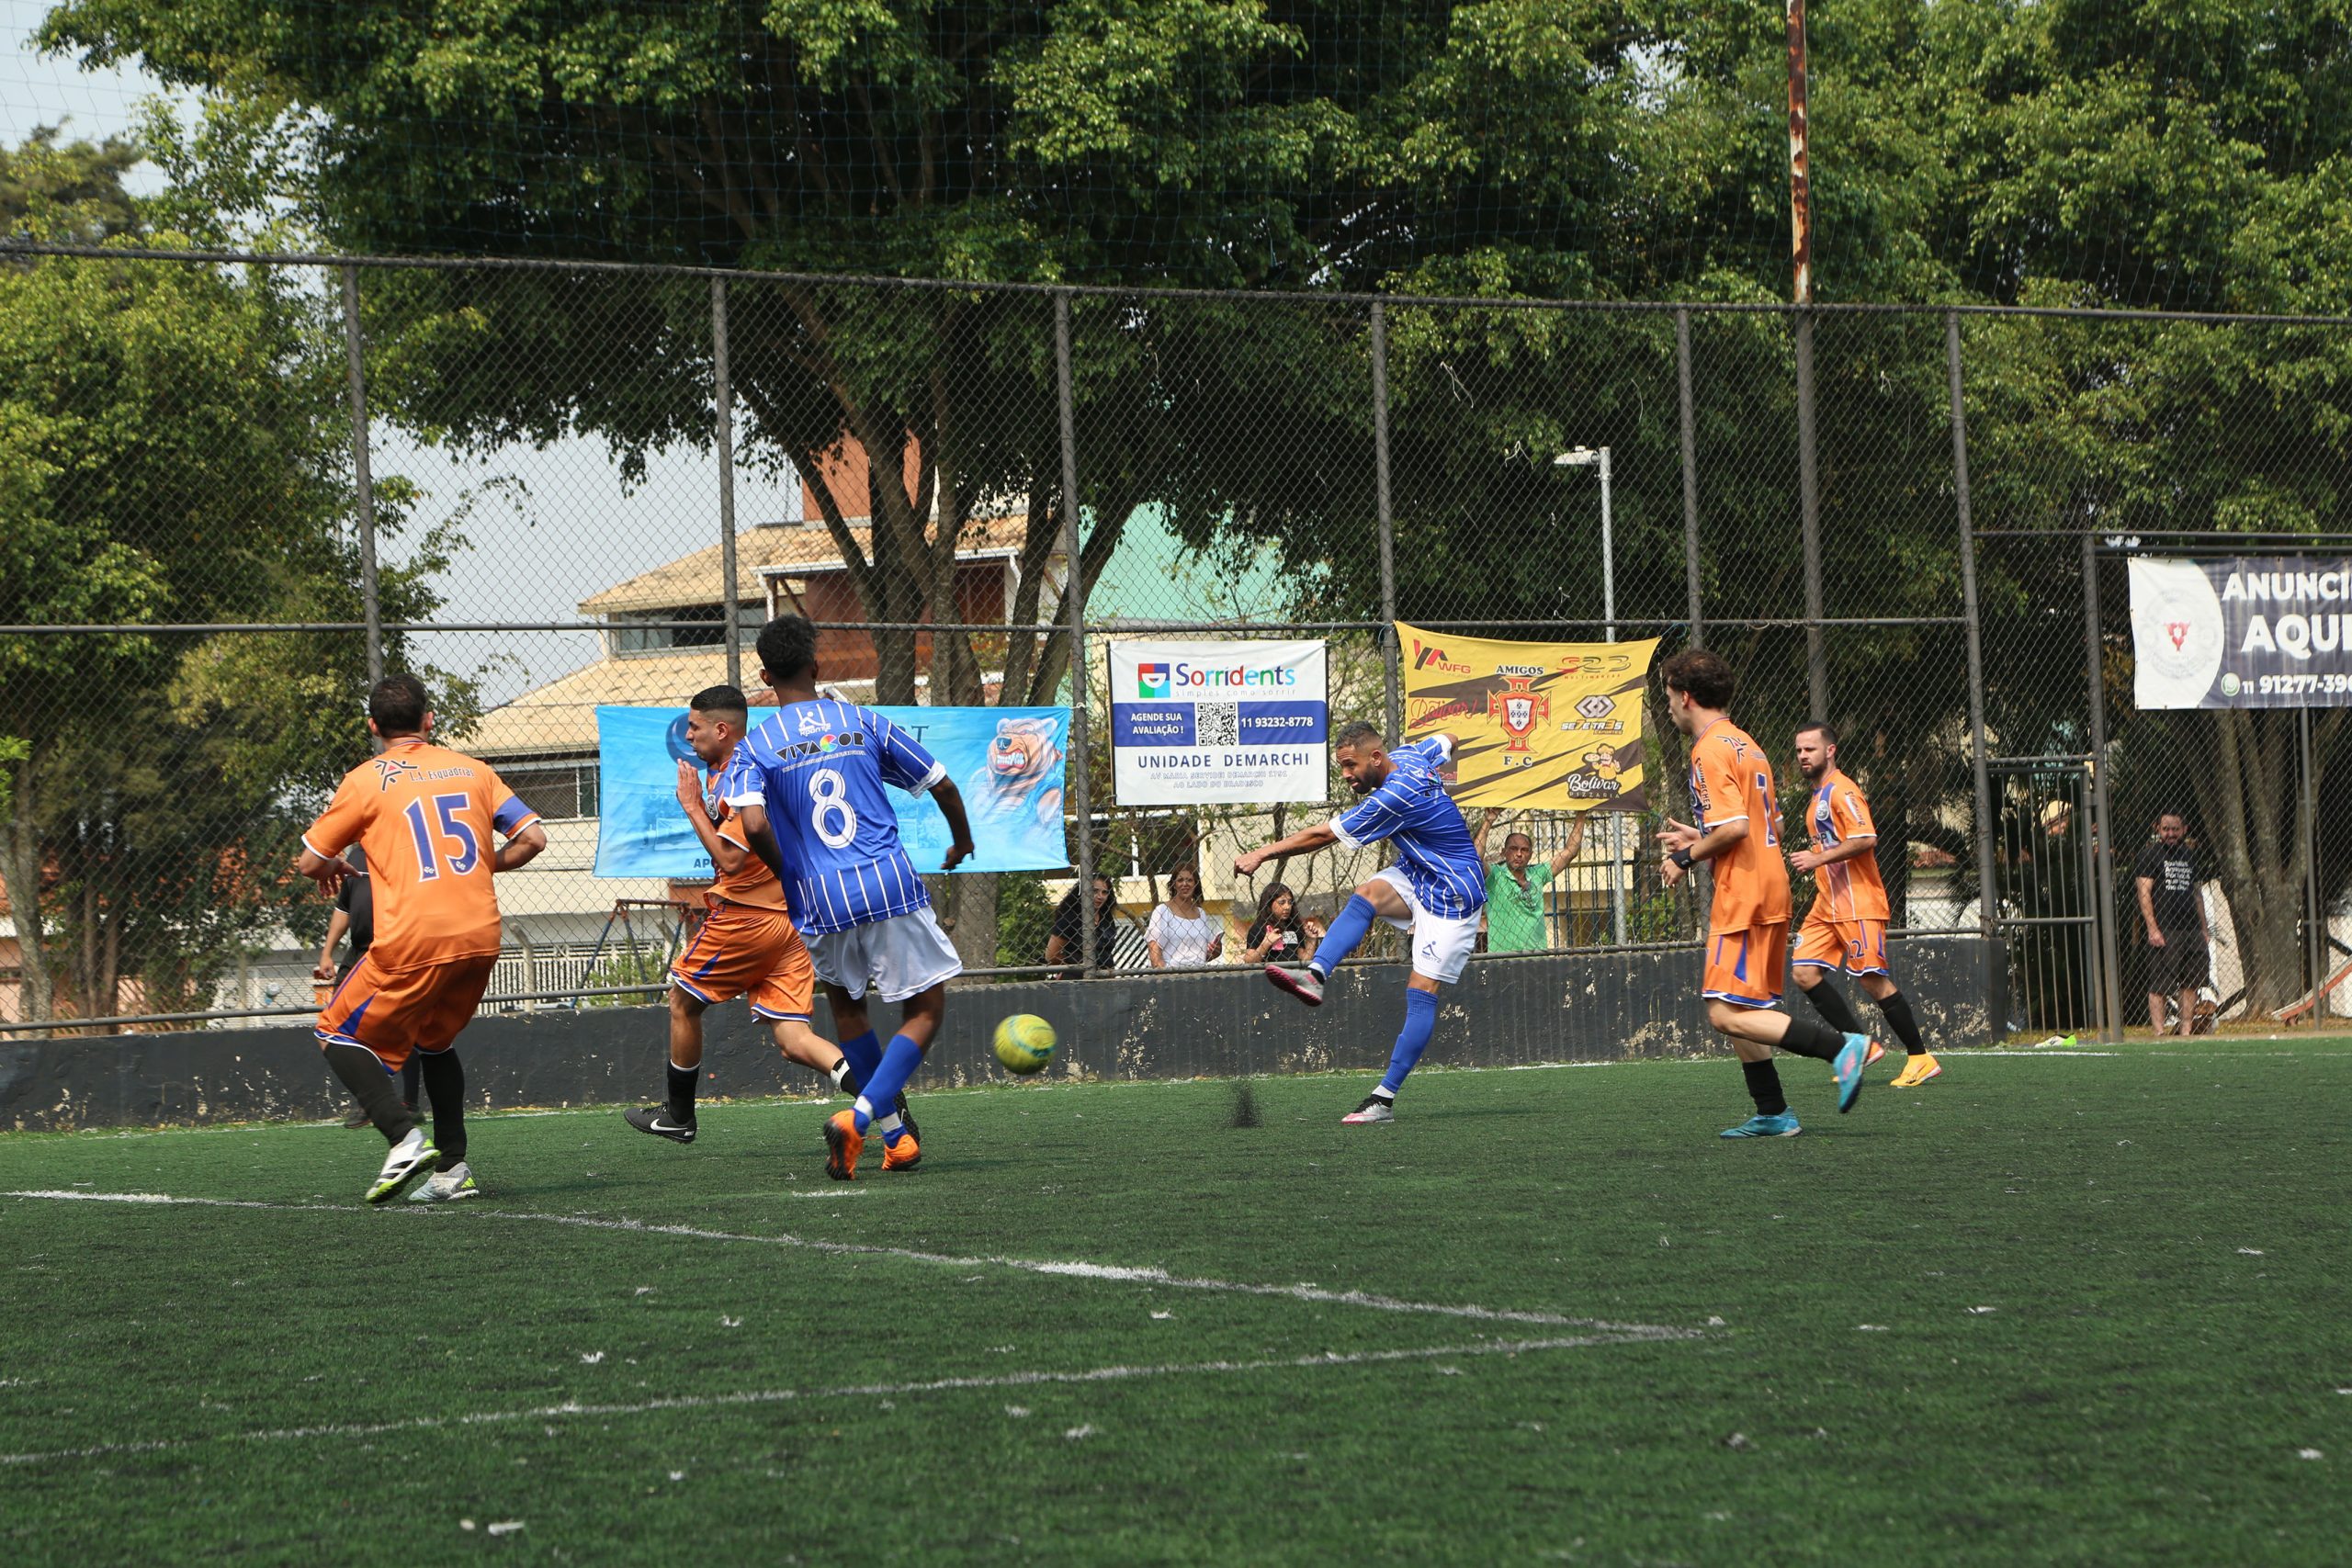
[1313,894,1379,979]
[1378,987,1441,1097]
[837,1029,882,1093]
[852,1033,924,1135]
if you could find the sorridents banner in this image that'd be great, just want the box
[1396,624,1660,811]
[594,705,1070,877]
[2129,556,2352,709]
[1106,640,1329,805]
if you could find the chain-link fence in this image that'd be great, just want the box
[4,245,2348,1043]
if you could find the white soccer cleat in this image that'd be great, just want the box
[406,1161,481,1203]
[1340,1095,1395,1124]
[366,1128,439,1204]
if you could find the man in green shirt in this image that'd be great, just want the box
[1479,807,1589,953]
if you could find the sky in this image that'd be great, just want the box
[6,4,790,705]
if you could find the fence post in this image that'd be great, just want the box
[1678,307,1703,647]
[1055,291,1098,974]
[1371,300,1403,741]
[712,277,743,692]
[1946,312,2004,1039]
[339,265,383,688]
[2081,533,2124,1042]
[1794,310,1827,718]
[2302,706,2324,1026]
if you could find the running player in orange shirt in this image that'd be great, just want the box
[1653,650,1874,1137]
[1789,721,1940,1087]
[297,674,548,1202]
[621,687,919,1162]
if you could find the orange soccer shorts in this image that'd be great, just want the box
[1702,922,1789,1010]
[314,951,499,1069]
[1793,911,1890,977]
[669,900,815,1022]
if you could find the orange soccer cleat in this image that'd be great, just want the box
[823,1108,864,1180]
[882,1129,922,1172]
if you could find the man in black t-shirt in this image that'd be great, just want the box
[2132,812,2211,1037]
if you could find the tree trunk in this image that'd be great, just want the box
[2194,707,2338,1017]
[2,750,51,1023]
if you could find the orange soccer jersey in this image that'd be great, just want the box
[1804,768,1889,924]
[1686,718,1792,932]
[703,778,789,912]
[302,739,539,971]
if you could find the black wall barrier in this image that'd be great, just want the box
[2,938,1988,1132]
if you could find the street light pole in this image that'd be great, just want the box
[1557,446,1626,943]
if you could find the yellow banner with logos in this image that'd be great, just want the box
[1396,624,1658,811]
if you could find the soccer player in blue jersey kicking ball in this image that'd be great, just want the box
[1236,721,1486,1123]
[724,615,977,1180]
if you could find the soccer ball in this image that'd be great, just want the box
[993,1013,1057,1075]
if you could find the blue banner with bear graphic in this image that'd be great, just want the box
[594,705,1070,877]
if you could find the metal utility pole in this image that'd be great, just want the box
[1677,307,1703,647]
[1372,301,1402,743]
[713,277,743,691]
[1789,0,1828,721]
[339,266,383,690]
[1947,312,2004,1037]
[1055,292,1098,975]
[1557,446,1626,944]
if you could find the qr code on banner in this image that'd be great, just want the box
[1195,703,1239,747]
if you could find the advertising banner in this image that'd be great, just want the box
[2128,556,2352,708]
[1107,640,1329,804]
[1396,624,1659,811]
[594,705,1069,877]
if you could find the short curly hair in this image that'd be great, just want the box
[1658,649,1735,710]
[754,615,819,684]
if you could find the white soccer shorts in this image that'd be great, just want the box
[807,907,965,1004]
[1369,867,1479,986]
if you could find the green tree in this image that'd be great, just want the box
[0,132,458,1027]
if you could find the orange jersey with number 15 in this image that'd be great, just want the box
[1808,768,1889,923]
[1686,718,1792,931]
[303,739,539,970]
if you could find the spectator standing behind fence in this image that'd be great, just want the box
[1046,874,1120,976]
[1240,883,1322,969]
[1148,867,1224,968]
[2135,810,2211,1037]
[311,845,420,1128]
[1479,807,1587,953]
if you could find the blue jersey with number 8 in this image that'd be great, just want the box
[720,699,947,935]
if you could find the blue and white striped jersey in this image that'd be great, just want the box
[1329,737,1487,919]
[719,699,948,935]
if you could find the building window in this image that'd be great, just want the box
[610,604,763,656]
[502,757,601,821]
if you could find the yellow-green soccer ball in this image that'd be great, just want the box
[994,1013,1057,1075]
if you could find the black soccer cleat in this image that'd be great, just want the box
[894,1093,920,1150]
[625,1105,697,1145]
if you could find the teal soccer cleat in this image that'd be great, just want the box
[1833,1033,1874,1114]
[1721,1111,1802,1138]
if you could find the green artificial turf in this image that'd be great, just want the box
[4,1039,2350,1565]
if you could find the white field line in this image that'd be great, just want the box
[0,1328,1692,1469]
[2,1190,1662,1333]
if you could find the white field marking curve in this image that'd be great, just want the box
[2,1190,1668,1333]
[0,1330,1692,1469]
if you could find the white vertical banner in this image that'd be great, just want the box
[1108,640,1329,804]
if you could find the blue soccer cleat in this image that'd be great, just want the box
[1721,1111,1802,1138]
[1833,1033,1874,1114]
